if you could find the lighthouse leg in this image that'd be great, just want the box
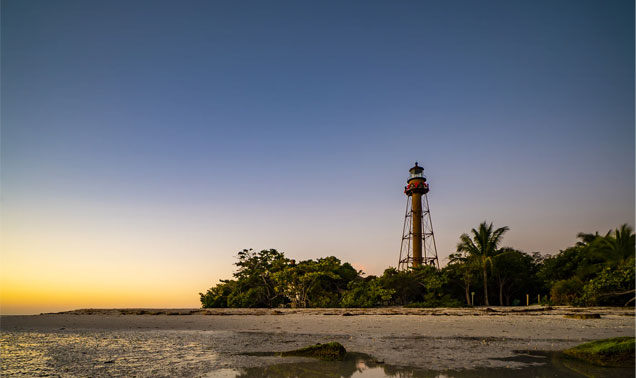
[411,192,423,267]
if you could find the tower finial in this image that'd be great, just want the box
[415,161,419,167]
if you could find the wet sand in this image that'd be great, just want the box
[1,306,634,377]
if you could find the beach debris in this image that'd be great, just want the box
[280,342,347,361]
[563,336,635,367]
[564,314,601,319]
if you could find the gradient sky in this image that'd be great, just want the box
[1,0,634,315]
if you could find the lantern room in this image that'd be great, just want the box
[408,162,424,180]
[405,162,429,195]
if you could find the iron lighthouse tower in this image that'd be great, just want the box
[398,162,439,270]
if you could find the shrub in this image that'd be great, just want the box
[580,264,635,306]
[550,277,584,305]
[340,279,394,308]
[404,294,462,308]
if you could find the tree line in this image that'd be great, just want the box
[199,222,635,308]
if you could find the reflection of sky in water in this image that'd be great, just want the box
[232,352,634,378]
[0,333,54,376]
[1,331,218,377]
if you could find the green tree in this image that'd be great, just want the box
[492,249,540,306]
[538,246,589,289]
[232,248,289,307]
[309,259,359,307]
[200,249,290,308]
[408,265,462,307]
[575,231,601,247]
[590,224,635,268]
[377,267,421,305]
[340,277,395,308]
[446,250,479,305]
[271,257,354,308]
[456,222,509,306]
[199,280,236,308]
[539,225,635,306]
[550,277,584,305]
[581,263,635,306]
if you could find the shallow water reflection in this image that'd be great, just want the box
[232,351,635,378]
[1,331,218,377]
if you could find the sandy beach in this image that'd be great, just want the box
[1,306,634,377]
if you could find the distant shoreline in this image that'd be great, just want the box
[31,305,636,317]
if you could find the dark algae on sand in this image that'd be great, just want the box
[563,337,635,367]
[280,342,347,361]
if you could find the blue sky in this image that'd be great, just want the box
[1,0,634,313]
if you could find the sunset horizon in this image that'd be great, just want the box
[2,2,634,377]
[1,1,634,316]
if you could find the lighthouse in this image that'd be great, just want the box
[398,162,439,270]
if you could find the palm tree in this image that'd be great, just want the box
[594,224,635,267]
[456,222,509,306]
[575,231,601,247]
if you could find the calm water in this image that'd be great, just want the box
[0,331,219,377]
[2,332,633,377]
[230,351,635,378]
